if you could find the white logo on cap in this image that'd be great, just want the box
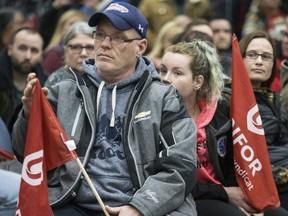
[138,24,144,33]
[105,3,129,13]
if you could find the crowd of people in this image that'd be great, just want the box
[1,0,288,216]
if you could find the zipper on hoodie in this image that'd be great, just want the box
[122,71,150,189]
[51,68,96,207]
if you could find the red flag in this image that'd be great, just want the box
[0,118,15,161]
[231,34,280,211]
[16,79,77,216]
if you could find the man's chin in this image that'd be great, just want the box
[20,68,33,75]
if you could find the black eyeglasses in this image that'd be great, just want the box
[93,30,141,45]
[67,44,95,54]
[244,51,274,62]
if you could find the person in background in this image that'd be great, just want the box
[12,2,197,215]
[80,0,100,17]
[42,9,88,75]
[0,118,21,216]
[273,24,288,93]
[173,19,214,44]
[37,0,83,49]
[209,17,232,79]
[45,21,95,88]
[160,40,288,216]
[172,19,230,81]
[228,30,288,212]
[147,19,188,72]
[171,21,231,82]
[173,30,214,45]
[242,0,288,42]
[0,169,21,216]
[138,0,212,52]
[0,27,46,134]
[281,25,288,112]
[0,8,27,52]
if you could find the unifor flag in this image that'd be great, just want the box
[16,79,77,216]
[231,34,280,211]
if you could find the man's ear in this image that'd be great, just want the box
[137,39,147,56]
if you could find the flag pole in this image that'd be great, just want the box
[75,157,110,216]
[63,137,110,216]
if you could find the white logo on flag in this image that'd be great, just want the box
[247,105,264,135]
[22,150,44,186]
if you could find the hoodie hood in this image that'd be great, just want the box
[82,56,160,89]
[82,56,159,127]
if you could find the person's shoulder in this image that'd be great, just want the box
[0,49,10,73]
[45,67,77,88]
[281,59,288,72]
[46,67,67,81]
[217,97,230,116]
[221,88,231,101]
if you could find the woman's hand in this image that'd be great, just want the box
[224,186,261,214]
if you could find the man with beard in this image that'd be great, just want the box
[0,28,45,215]
[0,27,46,134]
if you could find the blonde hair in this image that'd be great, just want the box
[45,9,87,52]
[165,40,224,103]
[148,20,185,59]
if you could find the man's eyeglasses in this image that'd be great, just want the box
[93,30,141,45]
[244,51,274,62]
[67,44,95,54]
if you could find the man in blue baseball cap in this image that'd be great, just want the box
[88,1,148,39]
[12,1,198,215]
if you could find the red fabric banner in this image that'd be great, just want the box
[16,80,77,216]
[231,34,280,211]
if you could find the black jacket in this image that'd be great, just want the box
[254,89,288,146]
[223,85,288,169]
[192,98,236,202]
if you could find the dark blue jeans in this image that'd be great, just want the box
[53,204,107,216]
[196,199,288,216]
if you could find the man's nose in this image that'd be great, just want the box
[24,50,32,59]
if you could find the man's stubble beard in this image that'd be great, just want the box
[11,58,35,76]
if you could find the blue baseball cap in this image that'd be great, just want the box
[88,1,148,39]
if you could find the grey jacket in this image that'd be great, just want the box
[12,58,197,216]
[281,59,288,113]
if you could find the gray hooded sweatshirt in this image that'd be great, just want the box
[12,56,197,216]
[74,57,160,211]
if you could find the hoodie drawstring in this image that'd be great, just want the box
[110,85,117,127]
[96,81,105,119]
[96,81,117,127]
